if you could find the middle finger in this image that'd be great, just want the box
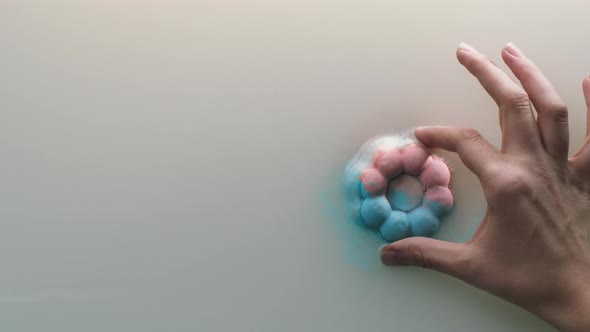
[456,43,542,154]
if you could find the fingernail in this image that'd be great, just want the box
[459,42,478,53]
[505,42,523,58]
[414,126,427,134]
[381,248,410,266]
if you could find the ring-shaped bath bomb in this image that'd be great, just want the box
[343,134,454,242]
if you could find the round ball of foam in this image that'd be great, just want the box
[402,145,429,175]
[408,208,440,237]
[380,211,409,242]
[360,168,387,198]
[421,156,451,187]
[424,186,454,217]
[360,196,391,228]
[374,149,403,179]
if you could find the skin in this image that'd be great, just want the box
[380,42,590,332]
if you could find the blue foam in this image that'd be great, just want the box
[379,211,409,242]
[322,173,385,272]
[343,165,362,198]
[360,196,391,228]
[408,208,440,237]
[342,165,365,225]
[424,199,453,218]
[359,182,373,198]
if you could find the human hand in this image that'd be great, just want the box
[380,42,590,332]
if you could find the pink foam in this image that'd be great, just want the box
[421,156,451,187]
[402,145,429,175]
[359,168,387,197]
[424,186,454,208]
[373,149,403,179]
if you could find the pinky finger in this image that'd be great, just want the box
[584,76,590,137]
[570,77,590,175]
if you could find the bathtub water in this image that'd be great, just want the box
[3,0,589,331]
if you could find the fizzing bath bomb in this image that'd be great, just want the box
[343,134,454,243]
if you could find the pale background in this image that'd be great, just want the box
[2,0,588,331]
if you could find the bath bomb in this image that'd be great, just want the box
[343,134,454,243]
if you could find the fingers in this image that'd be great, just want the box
[381,237,471,281]
[584,76,590,137]
[570,77,590,175]
[456,43,542,154]
[415,126,500,180]
[502,43,569,161]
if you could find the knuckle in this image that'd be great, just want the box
[571,144,590,184]
[467,55,491,74]
[407,247,433,269]
[483,164,503,183]
[501,91,530,110]
[491,171,534,199]
[501,174,531,194]
[518,62,538,78]
[546,103,569,124]
[459,128,483,142]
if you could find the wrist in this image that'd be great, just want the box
[534,266,590,332]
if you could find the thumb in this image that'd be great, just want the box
[381,237,471,280]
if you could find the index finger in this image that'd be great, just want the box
[415,126,500,180]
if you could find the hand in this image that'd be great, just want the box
[380,42,590,332]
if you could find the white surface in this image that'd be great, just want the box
[3,0,589,330]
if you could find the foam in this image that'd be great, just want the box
[380,210,410,242]
[387,174,424,211]
[343,133,454,242]
[360,196,392,228]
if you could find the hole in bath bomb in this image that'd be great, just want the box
[386,175,424,212]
